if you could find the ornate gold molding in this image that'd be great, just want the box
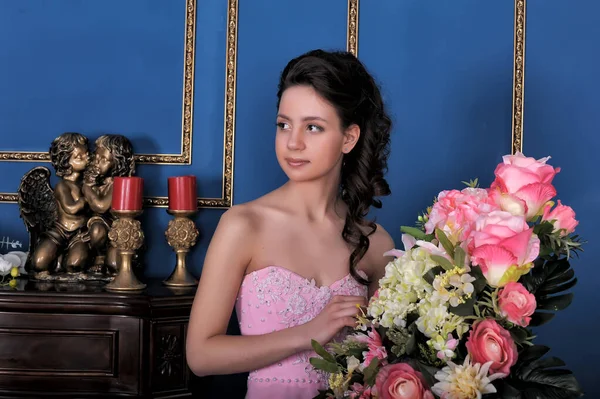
[512,0,526,154]
[347,0,359,56]
[0,0,196,166]
[0,193,17,203]
[144,0,237,209]
[0,0,237,209]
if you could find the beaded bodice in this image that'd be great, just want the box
[235,266,368,399]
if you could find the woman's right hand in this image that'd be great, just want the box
[297,294,367,350]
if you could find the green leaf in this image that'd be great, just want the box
[498,382,522,399]
[509,326,532,346]
[519,257,577,321]
[405,323,419,356]
[506,345,583,399]
[453,246,466,268]
[310,339,336,363]
[517,345,550,364]
[448,295,475,316]
[533,221,555,236]
[414,361,440,389]
[363,357,380,386]
[538,278,578,296]
[528,312,555,327]
[430,255,454,271]
[537,293,574,312]
[400,226,427,240]
[435,228,455,258]
[423,233,436,242]
[469,266,488,294]
[422,266,445,285]
[309,357,339,373]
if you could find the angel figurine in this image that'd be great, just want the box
[82,134,135,275]
[18,133,91,277]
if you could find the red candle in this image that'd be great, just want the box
[112,177,144,211]
[168,175,197,211]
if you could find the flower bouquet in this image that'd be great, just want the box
[310,153,585,399]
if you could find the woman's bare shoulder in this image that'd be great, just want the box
[217,190,286,233]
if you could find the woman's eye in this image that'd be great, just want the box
[276,122,290,130]
[307,124,324,133]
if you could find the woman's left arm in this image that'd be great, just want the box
[365,223,395,298]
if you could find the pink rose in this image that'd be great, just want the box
[542,200,579,236]
[498,282,537,327]
[468,211,540,287]
[466,319,518,376]
[425,188,500,244]
[491,152,560,220]
[354,330,388,367]
[375,363,434,399]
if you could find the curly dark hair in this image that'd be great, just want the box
[277,49,392,285]
[95,134,135,177]
[49,132,89,177]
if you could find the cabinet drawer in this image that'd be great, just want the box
[0,312,141,396]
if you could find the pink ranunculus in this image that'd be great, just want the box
[498,282,537,327]
[468,211,540,287]
[465,319,518,376]
[375,363,434,399]
[542,200,579,236]
[424,188,500,244]
[491,152,560,220]
[354,329,388,368]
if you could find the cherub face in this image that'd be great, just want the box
[93,146,115,177]
[69,144,89,173]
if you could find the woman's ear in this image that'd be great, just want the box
[342,124,360,154]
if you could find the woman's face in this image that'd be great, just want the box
[275,85,359,183]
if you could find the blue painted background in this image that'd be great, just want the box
[0,0,594,395]
[522,1,599,396]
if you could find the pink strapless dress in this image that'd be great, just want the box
[235,266,368,399]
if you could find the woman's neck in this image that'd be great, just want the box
[282,173,345,223]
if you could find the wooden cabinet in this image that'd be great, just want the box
[0,279,195,398]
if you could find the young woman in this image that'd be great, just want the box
[186,49,395,399]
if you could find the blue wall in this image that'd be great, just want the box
[523,1,599,396]
[0,0,593,395]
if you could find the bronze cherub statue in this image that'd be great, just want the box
[17,133,137,282]
[83,134,136,275]
[19,133,91,278]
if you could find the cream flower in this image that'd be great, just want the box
[416,300,468,339]
[369,246,438,328]
[346,356,361,374]
[432,355,504,399]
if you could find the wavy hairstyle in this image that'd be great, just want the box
[276,50,392,285]
[50,132,89,177]
[95,134,135,177]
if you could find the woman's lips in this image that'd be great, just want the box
[285,158,309,167]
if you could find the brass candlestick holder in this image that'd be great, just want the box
[105,210,146,292]
[163,210,199,287]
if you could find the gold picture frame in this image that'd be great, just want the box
[0,0,237,208]
[512,0,526,154]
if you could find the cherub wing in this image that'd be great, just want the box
[17,167,58,252]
